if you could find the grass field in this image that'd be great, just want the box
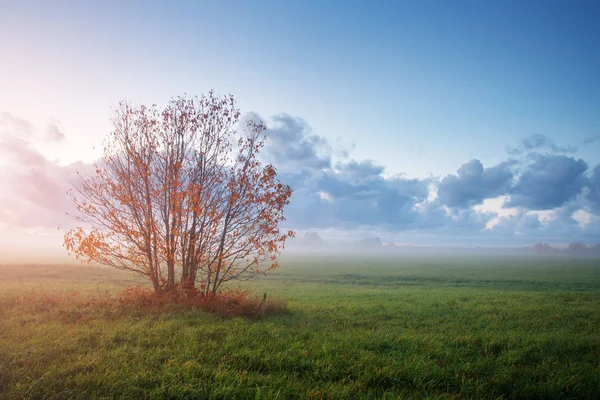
[1,254,599,399]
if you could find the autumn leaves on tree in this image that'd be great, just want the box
[64,92,294,296]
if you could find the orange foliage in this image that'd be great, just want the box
[63,92,294,295]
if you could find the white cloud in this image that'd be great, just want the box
[317,191,335,203]
[527,209,556,224]
[572,209,593,226]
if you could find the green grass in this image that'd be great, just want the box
[1,255,600,399]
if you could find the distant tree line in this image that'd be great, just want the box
[532,242,600,257]
[358,237,383,248]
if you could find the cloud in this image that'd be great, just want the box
[505,154,588,210]
[0,161,83,229]
[532,203,597,240]
[0,112,85,229]
[582,134,600,145]
[8,167,66,211]
[587,163,600,215]
[257,112,436,232]
[475,200,600,244]
[281,157,500,237]
[261,113,331,172]
[333,137,353,160]
[485,211,542,236]
[437,159,515,208]
[279,157,432,230]
[259,113,599,243]
[336,159,384,178]
[417,205,493,235]
[507,133,577,155]
[0,131,47,167]
[45,124,65,142]
[0,112,34,137]
[0,115,66,166]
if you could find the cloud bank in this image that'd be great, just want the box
[0,113,87,229]
[260,113,600,244]
[1,110,599,245]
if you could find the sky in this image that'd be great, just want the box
[1,0,600,260]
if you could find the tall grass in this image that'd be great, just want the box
[6,285,288,320]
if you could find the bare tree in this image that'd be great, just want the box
[64,92,294,295]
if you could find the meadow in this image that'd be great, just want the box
[1,254,599,399]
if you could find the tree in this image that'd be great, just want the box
[358,237,383,249]
[566,242,588,255]
[301,232,324,247]
[532,243,554,254]
[64,92,294,296]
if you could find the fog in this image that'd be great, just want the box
[282,231,600,258]
[2,228,598,266]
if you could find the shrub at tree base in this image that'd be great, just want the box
[9,288,288,319]
[118,286,288,318]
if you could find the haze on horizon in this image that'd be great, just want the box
[1,0,600,263]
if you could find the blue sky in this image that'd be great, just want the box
[1,0,599,257]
